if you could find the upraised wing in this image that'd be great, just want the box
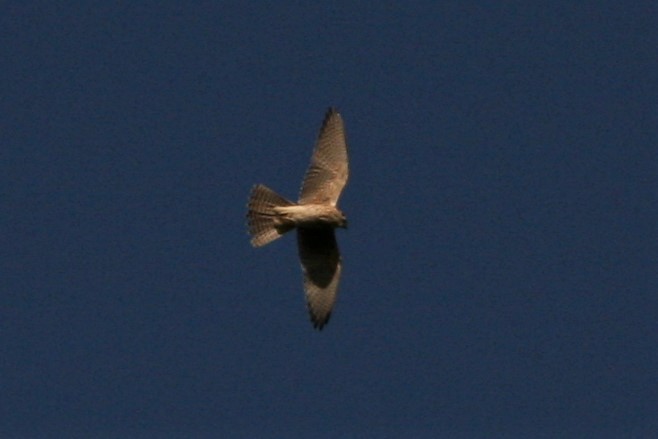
[298,108,349,206]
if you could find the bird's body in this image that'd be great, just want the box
[247,108,349,330]
[273,204,347,229]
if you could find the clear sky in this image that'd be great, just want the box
[2,2,656,438]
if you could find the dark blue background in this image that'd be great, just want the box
[2,2,655,437]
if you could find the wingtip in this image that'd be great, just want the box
[310,312,332,331]
[320,107,342,131]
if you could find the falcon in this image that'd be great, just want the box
[247,107,349,330]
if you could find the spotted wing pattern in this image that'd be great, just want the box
[298,108,349,206]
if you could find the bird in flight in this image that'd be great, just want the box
[247,107,349,330]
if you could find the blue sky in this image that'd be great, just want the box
[2,2,656,437]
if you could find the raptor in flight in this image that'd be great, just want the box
[247,108,349,330]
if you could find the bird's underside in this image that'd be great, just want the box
[247,107,349,330]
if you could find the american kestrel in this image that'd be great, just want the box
[247,108,349,330]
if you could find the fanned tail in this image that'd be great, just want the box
[247,184,295,247]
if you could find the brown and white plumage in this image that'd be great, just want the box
[247,184,295,247]
[299,109,349,206]
[247,108,349,330]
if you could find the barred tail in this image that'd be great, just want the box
[247,184,295,247]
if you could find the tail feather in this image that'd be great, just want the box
[247,184,295,247]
